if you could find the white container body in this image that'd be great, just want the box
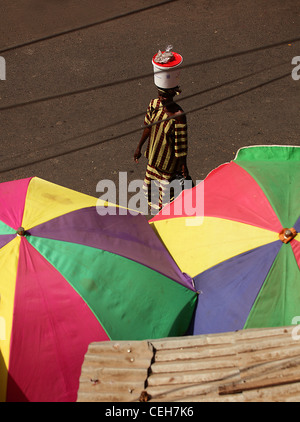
[152,56,183,89]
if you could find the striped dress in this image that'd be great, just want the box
[143,98,188,212]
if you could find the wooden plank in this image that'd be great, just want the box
[154,343,237,362]
[154,336,299,363]
[146,374,242,401]
[77,326,300,402]
[151,332,235,350]
[236,343,300,366]
[239,356,300,379]
[80,367,149,385]
[151,356,237,373]
[219,374,300,395]
[78,379,144,395]
[147,367,240,386]
[82,353,153,369]
[219,355,300,395]
[77,391,141,402]
[242,382,300,402]
[178,393,245,402]
[235,336,299,355]
[87,340,154,359]
[234,326,292,339]
[77,340,154,402]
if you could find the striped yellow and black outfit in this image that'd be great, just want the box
[143,98,188,211]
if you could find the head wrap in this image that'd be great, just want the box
[157,86,182,97]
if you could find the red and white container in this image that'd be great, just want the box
[152,51,183,89]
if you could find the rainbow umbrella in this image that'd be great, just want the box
[150,145,300,335]
[0,177,197,402]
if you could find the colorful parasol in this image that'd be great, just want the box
[0,177,197,402]
[150,145,300,335]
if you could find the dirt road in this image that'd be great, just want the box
[0,0,299,210]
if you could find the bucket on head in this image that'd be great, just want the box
[152,51,183,89]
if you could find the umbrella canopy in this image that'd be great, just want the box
[150,145,300,335]
[0,177,197,402]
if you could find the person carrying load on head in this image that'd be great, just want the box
[134,85,189,213]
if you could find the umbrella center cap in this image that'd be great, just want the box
[279,227,297,244]
[16,227,26,237]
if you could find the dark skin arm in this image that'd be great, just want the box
[177,155,188,178]
[134,126,150,162]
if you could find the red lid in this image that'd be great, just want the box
[152,51,183,67]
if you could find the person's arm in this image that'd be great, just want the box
[177,155,188,178]
[134,126,151,162]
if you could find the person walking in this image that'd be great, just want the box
[134,86,189,213]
